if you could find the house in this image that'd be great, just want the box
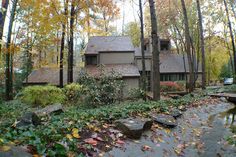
[83,36,140,95]
[25,36,202,94]
[135,38,202,91]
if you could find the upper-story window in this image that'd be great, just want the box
[160,40,170,51]
[86,55,97,65]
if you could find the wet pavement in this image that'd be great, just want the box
[105,100,236,157]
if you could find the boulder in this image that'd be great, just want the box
[0,146,32,157]
[35,103,63,116]
[153,114,177,128]
[170,109,183,118]
[115,118,153,139]
[15,112,41,128]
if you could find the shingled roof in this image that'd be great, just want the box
[85,36,135,54]
[24,68,80,85]
[85,64,140,78]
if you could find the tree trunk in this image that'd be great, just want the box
[224,0,236,80]
[5,0,18,100]
[181,0,194,92]
[139,0,147,95]
[148,0,160,100]
[196,0,206,89]
[68,0,75,83]
[59,0,68,88]
[0,0,9,58]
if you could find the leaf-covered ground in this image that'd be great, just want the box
[0,91,236,156]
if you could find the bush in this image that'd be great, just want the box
[128,88,145,99]
[77,70,124,107]
[21,85,65,107]
[64,83,84,103]
[160,81,184,92]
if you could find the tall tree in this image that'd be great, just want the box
[0,0,9,56]
[5,0,18,100]
[181,0,194,92]
[223,0,236,79]
[196,0,206,89]
[139,0,147,95]
[68,0,75,83]
[148,0,160,100]
[59,0,68,87]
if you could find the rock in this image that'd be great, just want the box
[170,109,183,118]
[153,114,177,128]
[220,97,227,102]
[0,146,32,157]
[35,103,63,116]
[169,94,181,99]
[15,112,41,128]
[115,118,153,139]
[178,105,187,111]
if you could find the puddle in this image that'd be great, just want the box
[220,106,236,133]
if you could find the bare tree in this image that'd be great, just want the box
[223,0,236,79]
[148,0,160,100]
[5,0,18,100]
[196,0,206,89]
[139,0,147,95]
[181,0,194,92]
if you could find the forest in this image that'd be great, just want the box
[0,0,236,156]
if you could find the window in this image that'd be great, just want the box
[86,56,97,65]
[160,40,170,51]
[160,73,186,81]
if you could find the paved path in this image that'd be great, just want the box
[105,101,236,157]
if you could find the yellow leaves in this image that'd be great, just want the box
[66,128,80,140]
[87,124,101,132]
[0,145,11,152]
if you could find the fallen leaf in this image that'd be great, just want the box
[66,134,73,141]
[142,145,152,151]
[116,139,125,145]
[0,145,11,152]
[84,138,98,146]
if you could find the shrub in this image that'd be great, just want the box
[21,85,65,107]
[77,70,124,107]
[64,83,84,103]
[128,88,145,99]
[160,81,184,92]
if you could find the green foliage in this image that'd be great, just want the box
[77,70,124,107]
[21,85,65,107]
[0,92,206,156]
[220,61,233,79]
[124,22,140,47]
[64,83,84,104]
[128,88,145,100]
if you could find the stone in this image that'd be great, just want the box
[15,112,41,128]
[170,109,183,118]
[35,103,63,116]
[0,146,32,157]
[153,114,177,128]
[115,118,153,139]
[169,95,181,100]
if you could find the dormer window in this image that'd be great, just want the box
[160,40,170,51]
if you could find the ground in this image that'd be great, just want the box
[1,89,236,157]
[105,98,236,157]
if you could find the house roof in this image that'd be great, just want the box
[85,64,140,78]
[160,53,202,73]
[85,36,135,54]
[24,67,80,85]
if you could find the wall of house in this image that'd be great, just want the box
[99,52,134,64]
[123,77,139,97]
[135,58,152,71]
